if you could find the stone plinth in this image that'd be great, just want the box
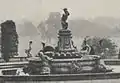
[57,29,75,52]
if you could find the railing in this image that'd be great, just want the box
[0,72,120,81]
[104,59,120,65]
[0,56,28,63]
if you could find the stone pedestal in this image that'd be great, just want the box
[57,29,75,52]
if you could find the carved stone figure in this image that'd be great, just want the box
[25,41,32,58]
[61,8,70,29]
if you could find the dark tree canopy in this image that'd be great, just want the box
[82,37,117,59]
[1,20,19,62]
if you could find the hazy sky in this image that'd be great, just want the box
[1,0,120,25]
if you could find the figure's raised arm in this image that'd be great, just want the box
[63,8,70,16]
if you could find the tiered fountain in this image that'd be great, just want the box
[28,8,113,75]
[0,8,116,82]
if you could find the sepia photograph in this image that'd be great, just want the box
[0,0,120,83]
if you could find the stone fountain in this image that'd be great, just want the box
[27,8,113,75]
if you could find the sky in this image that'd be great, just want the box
[0,0,120,25]
[1,0,120,56]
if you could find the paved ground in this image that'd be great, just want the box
[5,65,120,83]
[5,79,120,83]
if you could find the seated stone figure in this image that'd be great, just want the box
[80,40,95,55]
[25,41,33,58]
[16,66,29,76]
[38,52,52,74]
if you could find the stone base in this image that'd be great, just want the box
[57,29,76,52]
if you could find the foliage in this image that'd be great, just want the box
[37,12,61,42]
[84,37,117,59]
[1,20,19,62]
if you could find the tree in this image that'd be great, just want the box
[83,37,117,59]
[1,20,19,62]
[37,12,61,42]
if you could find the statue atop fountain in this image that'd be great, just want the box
[57,8,77,53]
[61,8,70,30]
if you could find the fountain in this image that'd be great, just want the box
[0,8,116,82]
[27,8,113,75]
